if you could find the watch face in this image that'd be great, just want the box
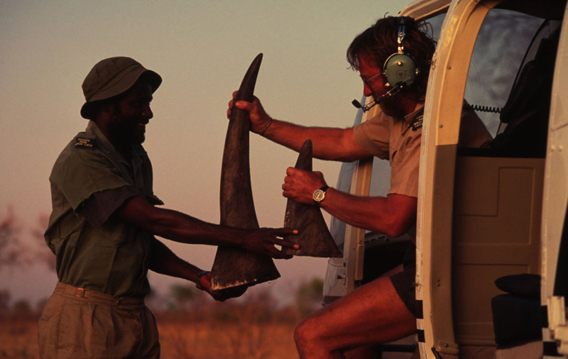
[313,189,325,202]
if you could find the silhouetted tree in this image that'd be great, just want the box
[295,277,323,317]
[169,283,196,312]
[0,206,28,268]
[0,207,53,271]
[12,299,32,316]
[0,289,10,313]
[30,214,55,272]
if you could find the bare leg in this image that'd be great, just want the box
[294,276,416,359]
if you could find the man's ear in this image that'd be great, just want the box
[99,101,119,120]
[100,102,115,115]
[92,102,115,127]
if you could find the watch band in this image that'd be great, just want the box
[312,185,329,205]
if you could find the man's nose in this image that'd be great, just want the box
[363,83,373,97]
[143,105,153,119]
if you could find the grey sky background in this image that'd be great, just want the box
[0,0,414,306]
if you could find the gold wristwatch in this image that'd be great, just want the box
[312,185,329,205]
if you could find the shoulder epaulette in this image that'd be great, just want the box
[75,136,96,149]
[412,115,423,131]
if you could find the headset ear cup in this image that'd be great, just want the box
[383,53,418,88]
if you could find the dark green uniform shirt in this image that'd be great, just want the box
[45,121,163,298]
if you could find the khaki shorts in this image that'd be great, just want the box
[389,245,418,317]
[38,282,160,359]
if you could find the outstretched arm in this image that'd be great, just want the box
[228,93,372,162]
[282,167,417,237]
[116,195,298,259]
[148,238,244,301]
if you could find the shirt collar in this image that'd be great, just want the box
[85,121,146,161]
[86,120,113,151]
[403,103,425,125]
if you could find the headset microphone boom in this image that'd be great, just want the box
[352,84,405,112]
[352,16,419,113]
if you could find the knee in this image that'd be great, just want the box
[294,316,323,350]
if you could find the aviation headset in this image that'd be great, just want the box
[352,16,422,112]
[383,16,420,89]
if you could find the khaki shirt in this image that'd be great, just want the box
[353,105,424,198]
[45,121,163,298]
[352,104,491,199]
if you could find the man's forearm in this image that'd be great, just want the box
[148,238,201,282]
[146,208,244,246]
[122,198,244,249]
[117,195,297,259]
[320,188,417,237]
[261,119,369,162]
[117,196,243,246]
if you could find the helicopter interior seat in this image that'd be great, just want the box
[491,274,543,351]
[487,26,559,355]
[483,25,557,158]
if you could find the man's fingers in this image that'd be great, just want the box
[234,100,249,110]
[277,227,298,236]
[270,245,294,259]
[271,229,299,250]
[286,167,297,176]
[247,228,299,258]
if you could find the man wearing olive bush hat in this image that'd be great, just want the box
[39,57,298,359]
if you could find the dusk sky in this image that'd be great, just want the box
[0,0,415,306]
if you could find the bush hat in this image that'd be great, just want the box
[80,57,162,119]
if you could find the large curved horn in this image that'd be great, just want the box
[210,53,280,291]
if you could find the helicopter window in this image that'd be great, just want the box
[464,9,543,136]
[462,9,562,158]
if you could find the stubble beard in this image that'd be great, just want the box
[111,107,146,146]
[379,94,406,119]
